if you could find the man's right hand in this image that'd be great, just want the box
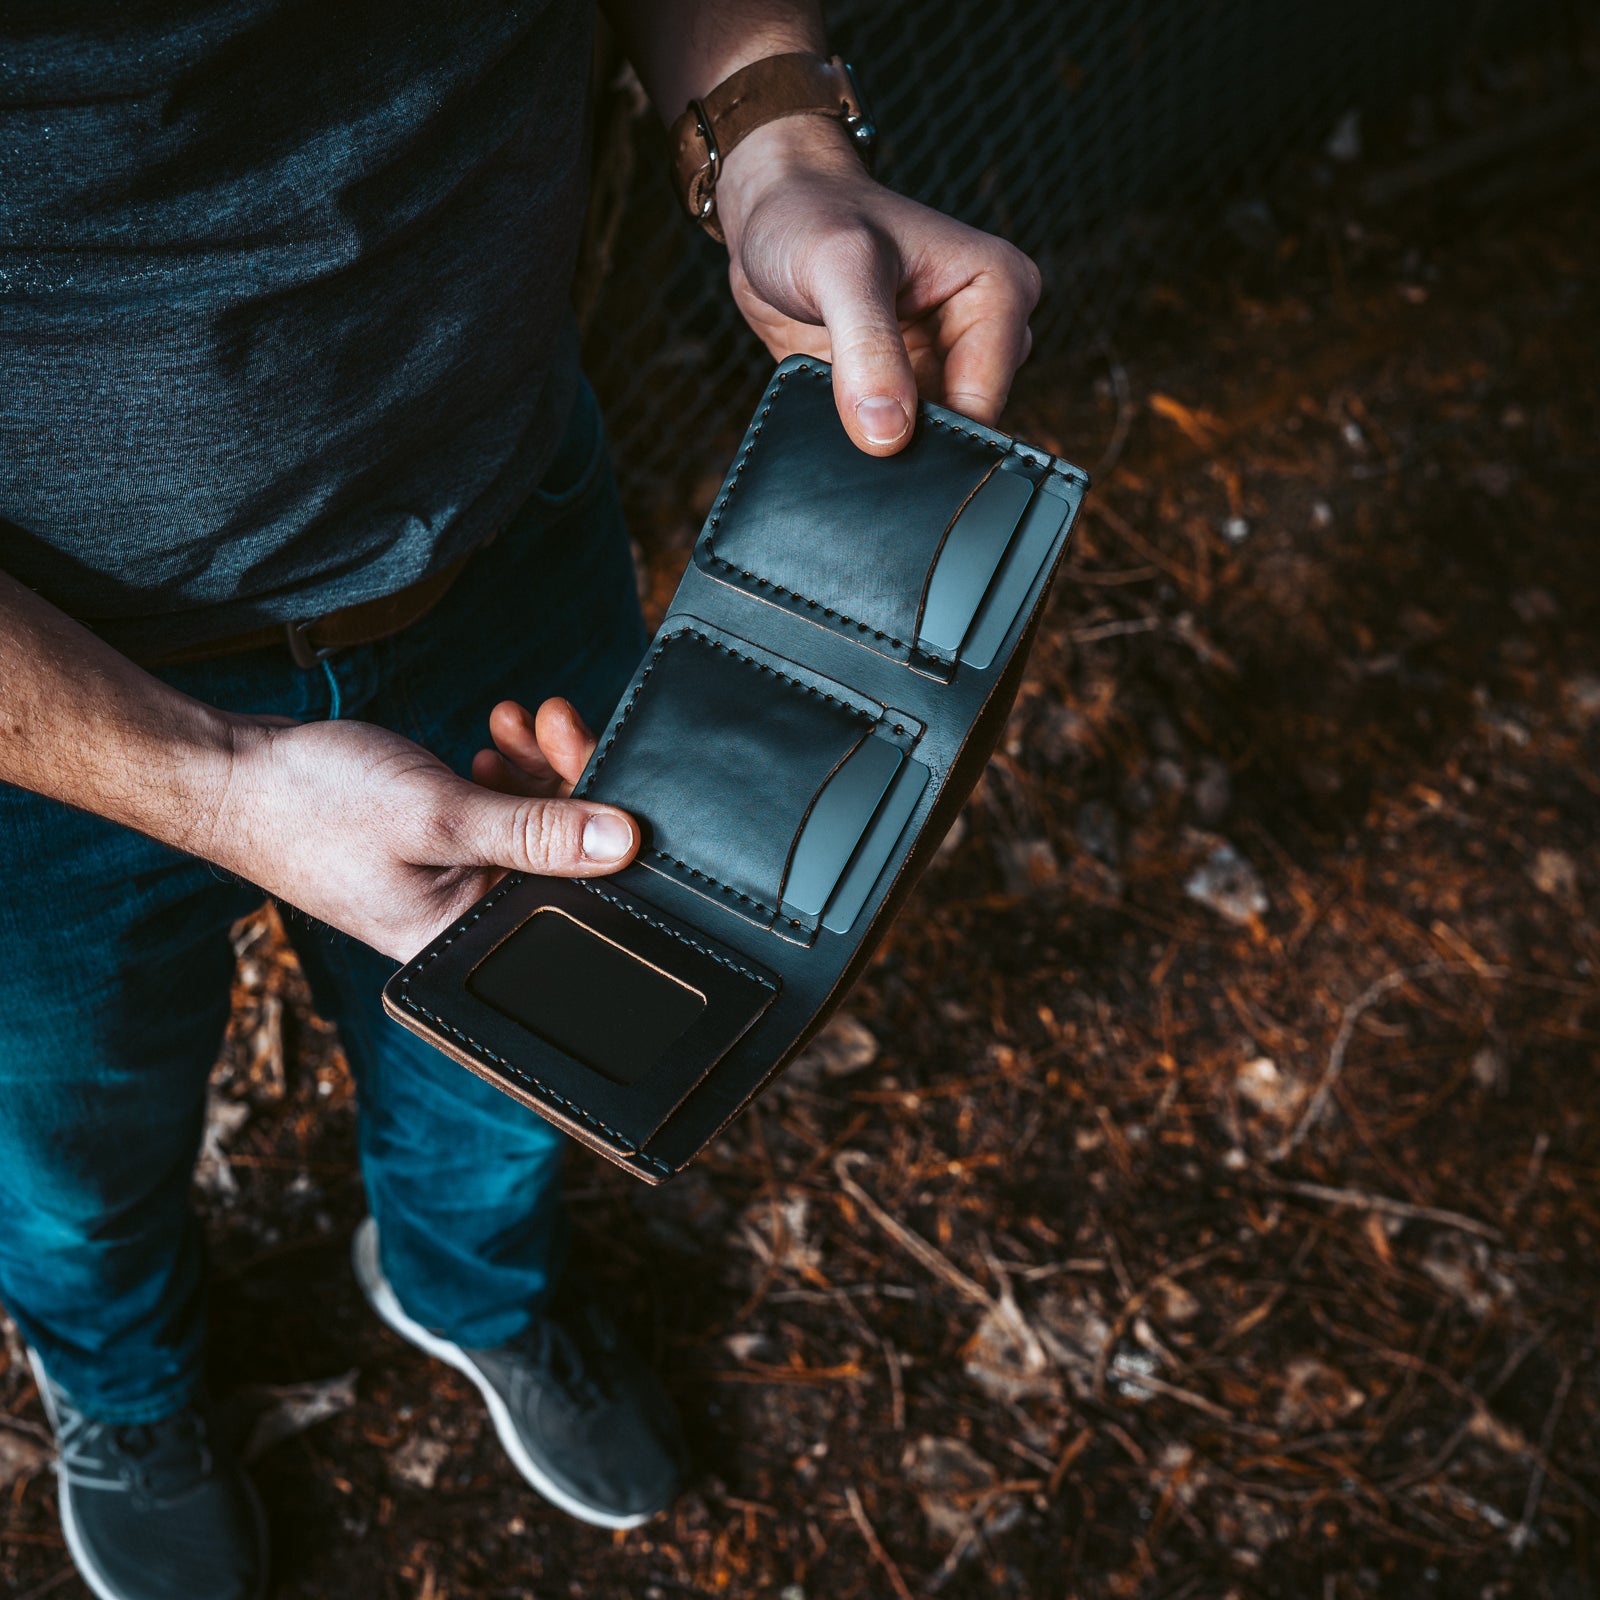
[0,565,636,964]
[206,697,638,962]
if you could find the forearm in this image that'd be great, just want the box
[0,567,236,860]
[599,0,825,122]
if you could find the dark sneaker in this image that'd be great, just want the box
[27,1351,268,1600]
[352,1217,685,1528]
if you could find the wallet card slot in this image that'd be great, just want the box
[468,908,707,1087]
[959,471,1077,669]
[779,735,906,919]
[821,755,932,934]
[579,622,919,936]
[392,875,779,1157]
[695,360,1006,669]
[915,457,1040,657]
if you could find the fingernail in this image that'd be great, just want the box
[856,395,909,445]
[581,812,632,863]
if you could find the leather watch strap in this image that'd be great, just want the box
[669,52,873,242]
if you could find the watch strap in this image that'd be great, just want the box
[669,52,870,241]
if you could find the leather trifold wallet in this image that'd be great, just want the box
[384,356,1088,1183]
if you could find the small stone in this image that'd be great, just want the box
[1033,703,1094,767]
[1184,839,1268,925]
[1561,674,1600,727]
[791,1012,878,1080]
[1148,715,1183,756]
[390,1432,451,1490]
[1276,1357,1366,1429]
[196,1091,251,1198]
[1325,108,1362,162]
[1193,758,1233,826]
[1222,516,1251,544]
[1074,799,1121,866]
[999,837,1060,894]
[1310,499,1334,530]
[1529,848,1578,900]
[962,1303,1057,1402]
[1151,757,1187,798]
[1153,1280,1201,1324]
[1511,587,1559,623]
[902,1435,1023,1546]
[1235,1057,1307,1120]
[1470,1044,1507,1092]
[1467,462,1515,498]
[931,811,968,866]
[0,1428,50,1490]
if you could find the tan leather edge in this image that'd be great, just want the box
[379,987,668,1187]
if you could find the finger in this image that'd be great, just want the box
[487,700,560,790]
[471,747,538,797]
[532,697,597,793]
[813,234,919,456]
[937,256,1040,426]
[443,786,639,878]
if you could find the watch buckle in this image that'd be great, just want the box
[685,97,720,224]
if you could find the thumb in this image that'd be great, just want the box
[814,237,918,456]
[441,784,639,879]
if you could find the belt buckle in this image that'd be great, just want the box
[284,619,335,670]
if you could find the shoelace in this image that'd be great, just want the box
[52,1390,213,1497]
[508,1305,623,1412]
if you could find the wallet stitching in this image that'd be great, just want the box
[577,883,778,991]
[395,994,669,1173]
[395,880,672,1170]
[586,626,876,926]
[702,363,1004,662]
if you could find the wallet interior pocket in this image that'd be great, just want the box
[695,361,1055,674]
[579,621,926,942]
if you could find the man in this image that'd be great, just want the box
[0,3,1039,1595]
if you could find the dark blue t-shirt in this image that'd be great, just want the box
[0,1,593,655]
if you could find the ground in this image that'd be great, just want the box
[2,136,1597,1600]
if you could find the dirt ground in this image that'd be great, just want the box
[3,125,1598,1600]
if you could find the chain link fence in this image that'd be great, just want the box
[578,0,1590,511]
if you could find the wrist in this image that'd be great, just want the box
[715,114,869,240]
[186,710,283,877]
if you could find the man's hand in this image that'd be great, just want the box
[208,698,636,962]
[599,1,1038,453]
[715,120,1042,455]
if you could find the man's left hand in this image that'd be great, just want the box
[714,118,1041,456]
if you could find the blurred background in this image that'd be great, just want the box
[4,4,1597,1598]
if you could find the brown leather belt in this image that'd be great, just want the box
[140,552,473,669]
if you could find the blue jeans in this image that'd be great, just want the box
[0,382,647,1424]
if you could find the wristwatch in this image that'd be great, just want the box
[669,52,876,241]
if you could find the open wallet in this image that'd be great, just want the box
[384,357,1088,1182]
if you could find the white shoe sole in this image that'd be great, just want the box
[349,1217,657,1530]
[26,1348,269,1600]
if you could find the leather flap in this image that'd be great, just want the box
[695,361,1009,667]
[579,623,880,930]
